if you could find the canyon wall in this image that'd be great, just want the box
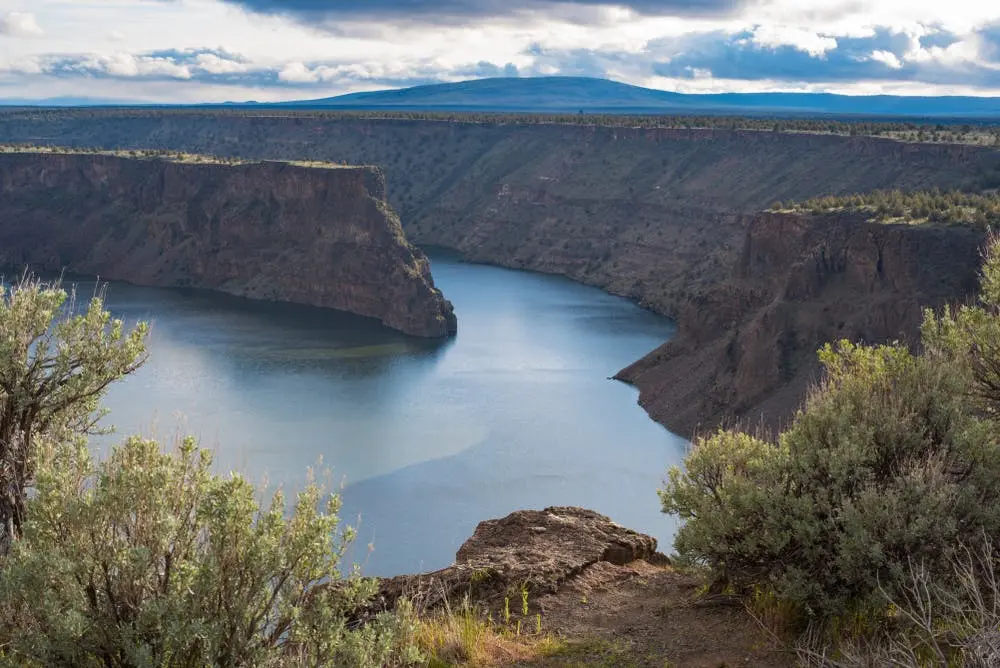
[4,110,998,430]
[617,212,985,435]
[0,151,457,337]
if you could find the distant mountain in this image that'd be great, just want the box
[274,76,1000,119]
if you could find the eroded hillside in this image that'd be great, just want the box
[0,150,457,337]
[4,110,998,431]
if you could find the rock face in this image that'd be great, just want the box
[6,110,1000,428]
[616,212,985,435]
[374,506,662,611]
[0,152,456,338]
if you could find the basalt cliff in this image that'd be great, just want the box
[4,109,999,431]
[0,151,457,338]
[616,211,985,435]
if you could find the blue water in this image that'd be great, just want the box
[91,254,686,575]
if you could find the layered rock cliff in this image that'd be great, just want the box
[616,212,985,435]
[0,151,457,337]
[5,110,999,429]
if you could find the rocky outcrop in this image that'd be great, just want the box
[371,506,663,612]
[0,151,456,337]
[359,505,786,667]
[616,212,985,435]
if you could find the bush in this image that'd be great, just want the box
[663,236,1000,620]
[0,436,421,667]
[796,539,1000,667]
[0,277,148,551]
[662,340,1000,617]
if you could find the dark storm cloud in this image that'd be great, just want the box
[216,0,749,24]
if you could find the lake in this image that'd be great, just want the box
[90,252,687,575]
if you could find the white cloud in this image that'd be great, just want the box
[277,61,319,83]
[904,35,981,66]
[0,11,42,37]
[195,53,247,74]
[70,52,193,79]
[869,49,903,69]
[749,25,838,57]
[0,56,42,75]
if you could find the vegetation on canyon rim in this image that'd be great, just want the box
[662,234,1000,663]
[775,188,1000,227]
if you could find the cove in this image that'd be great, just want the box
[92,252,688,575]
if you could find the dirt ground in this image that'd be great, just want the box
[521,561,793,668]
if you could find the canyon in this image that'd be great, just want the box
[3,109,999,431]
[0,150,456,338]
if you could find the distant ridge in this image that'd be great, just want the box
[4,77,999,118]
[271,76,1000,119]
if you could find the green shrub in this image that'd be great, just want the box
[663,235,1000,620]
[663,338,1000,617]
[0,436,421,667]
[0,277,148,551]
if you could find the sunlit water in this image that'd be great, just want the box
[80,253,687,575]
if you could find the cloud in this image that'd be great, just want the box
[0,11,42,37]
[277,61,316,83]
[978,21,1000,63]
[6,0,1000,103]
[36,49,260,83]
[747,25,838,57]
[455,61,521,78]
[869,49,903,69]
[216,0,748,25]
[516,22,1000,89]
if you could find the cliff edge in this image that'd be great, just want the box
[367,506,789,666]
[616,211,985,436]
[0,151,457,338]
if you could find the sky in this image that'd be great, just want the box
[2,0,1000,103]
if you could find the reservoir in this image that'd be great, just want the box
[93,253,687,575]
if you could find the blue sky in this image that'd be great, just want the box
[2,0,1000,102]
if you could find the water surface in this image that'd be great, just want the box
[92,254,687,575]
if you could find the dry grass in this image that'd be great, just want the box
[414,598,565,668]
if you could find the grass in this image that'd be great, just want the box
[414,598,566,667]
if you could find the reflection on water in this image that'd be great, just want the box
[83,254,688,575]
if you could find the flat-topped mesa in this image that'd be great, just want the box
[616,208,986,436]
[0,150,457,337]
